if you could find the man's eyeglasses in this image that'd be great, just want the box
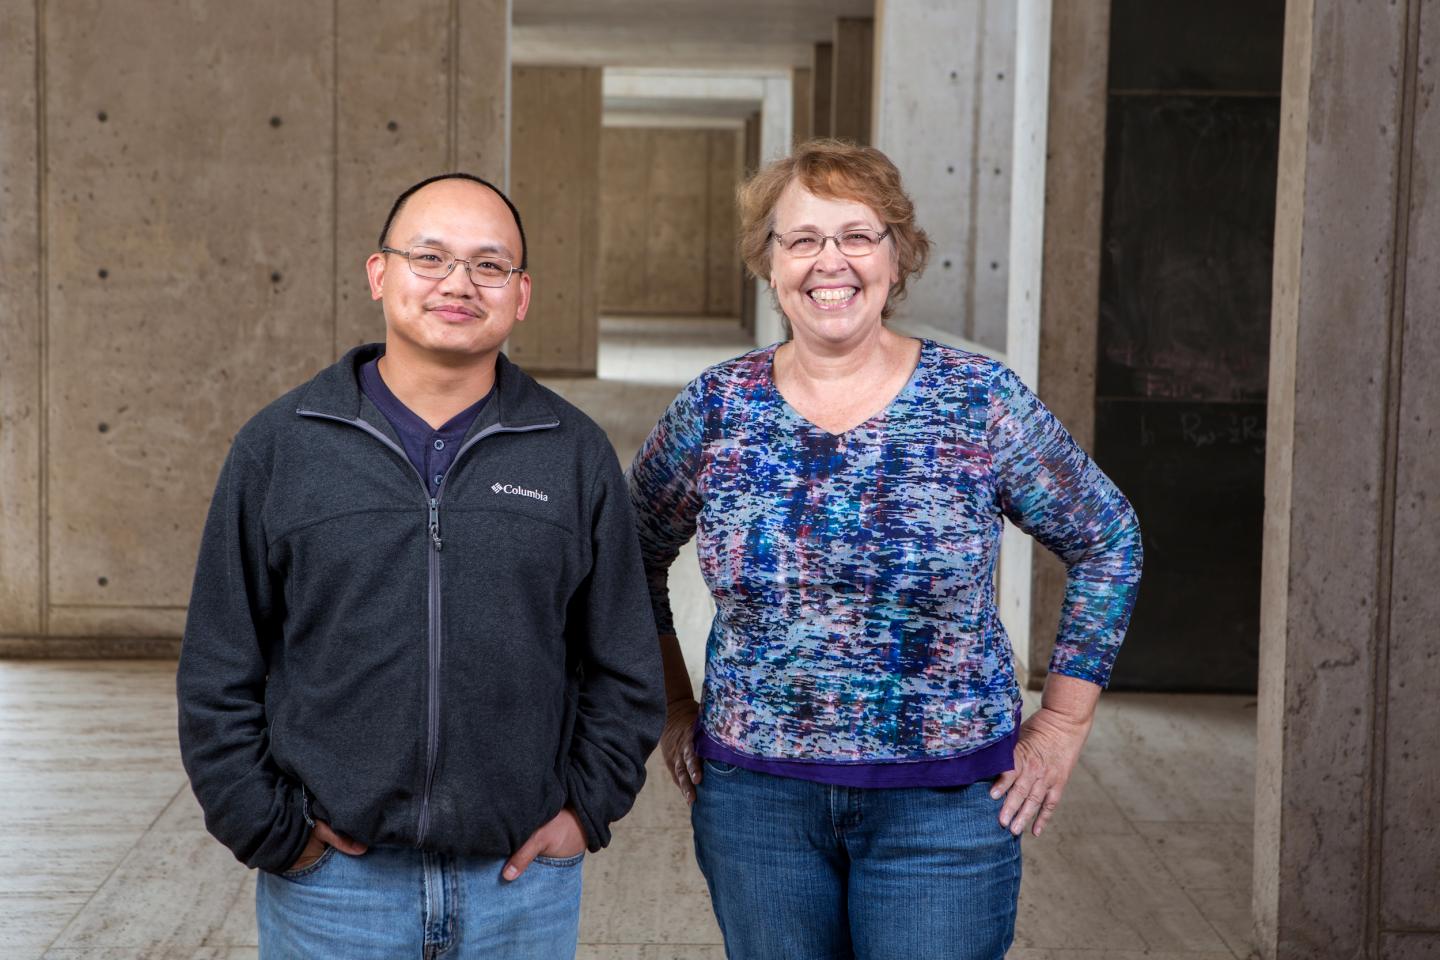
[380,245,523,288]
[772,228,891,258]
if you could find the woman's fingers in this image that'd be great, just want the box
[1031,786,1064,837]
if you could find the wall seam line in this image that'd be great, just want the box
[1368,0,1421,950]
[331,0,339,360]
[35,0,49,637]
[448,0,460,170]
[963,0,985,343]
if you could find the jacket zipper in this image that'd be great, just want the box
[297,409,557,846]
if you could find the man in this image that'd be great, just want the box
[177,173,665,958]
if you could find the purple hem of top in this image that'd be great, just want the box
[692,712,1021,789]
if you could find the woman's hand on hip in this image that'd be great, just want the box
[661,697,702,804]
[991,674,1102,838]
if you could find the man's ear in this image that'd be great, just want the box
[513,271,533,323]
[365,251,387,301]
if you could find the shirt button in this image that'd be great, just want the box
[433,439,445,450]
[434,474,444,487]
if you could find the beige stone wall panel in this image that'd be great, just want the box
[43,1,336,615]
[509,66,600,373]
[643,129,709,316]
[1380,0,1440,930]
[334,0,452,354]
[0,0,43,636]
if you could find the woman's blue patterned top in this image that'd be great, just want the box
[628,339,1143,765]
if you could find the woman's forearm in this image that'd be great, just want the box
[659,632,697,709]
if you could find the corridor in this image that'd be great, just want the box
[0,319,1255,960]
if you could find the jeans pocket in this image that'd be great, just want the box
[279,844,338,881]
[533,851,586,868]
[703,759,740,776]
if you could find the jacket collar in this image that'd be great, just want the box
[295,343,561,430]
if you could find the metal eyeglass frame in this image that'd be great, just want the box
[771,228,892,258]
[380,245,525,288]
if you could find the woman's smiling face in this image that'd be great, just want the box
[768,180,898,347]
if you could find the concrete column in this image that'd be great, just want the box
[831,18,874,144]
[740,110,761,336]
[1255,0,1440,955]
[812,43,833,138]
[754,75,793,346]
[792,67,813,147]
[0,0,43,640]
[0,0,511,655]
[998,0,1111,688]
[509,66,602,375]
[872,0,1014,351]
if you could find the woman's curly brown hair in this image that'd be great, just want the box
[738,138,931,321]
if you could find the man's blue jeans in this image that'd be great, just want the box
[691,760,1021,960]
[255,844,583,959]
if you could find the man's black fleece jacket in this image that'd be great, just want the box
[177,344,665,874]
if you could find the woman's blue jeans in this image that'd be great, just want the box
[691,760,1021,960]
[255,844,584,959]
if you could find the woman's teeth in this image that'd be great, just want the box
[808,287,857,305]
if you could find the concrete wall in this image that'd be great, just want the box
[509,65,602,375]
[1255,0,1440,954]
[597,127,742,317]
[873,0,1015,351]
[0,0,510,655]
[831,17,874,144]
[812,43,833,139]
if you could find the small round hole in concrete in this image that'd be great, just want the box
[942,259,952,269]
[98,268,109,279]
[97,111,108,122]
[270,116,283,128]
[271,271,282,284]
[387,121,398,132]
[97,422,109,433]
[98,577,109,587]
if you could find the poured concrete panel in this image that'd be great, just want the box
[599,129,651,310]
[645,130,709,315]
[600,127,741,318]
[792,67,813,146]
[455,0,511,187]
[42,1,336,616]
[812,42,833,139]
[1256,0,1440,955]
[334,0,452,354]
[831,18,873,145]
[1379,0,1440,930]
[510,66,601,374]
[0,0,42,637]
[705,130,741,317]
[873,0,1014,349]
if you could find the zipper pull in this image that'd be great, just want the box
[428,498,443,551]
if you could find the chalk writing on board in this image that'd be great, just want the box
[1137,410,1266,451]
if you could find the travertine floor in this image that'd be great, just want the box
[0,319,1258,959]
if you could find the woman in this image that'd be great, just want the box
[627,140,1142,959]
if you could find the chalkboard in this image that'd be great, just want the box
[1095,94,1280,693]
[1098,399,1266,693]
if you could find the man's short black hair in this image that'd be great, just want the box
[377,172,527,270]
